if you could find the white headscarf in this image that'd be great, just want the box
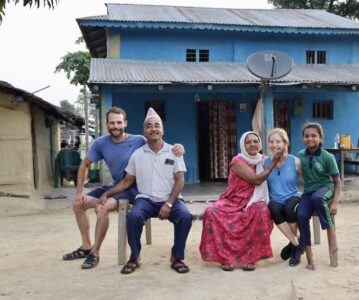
[238,131,269,210]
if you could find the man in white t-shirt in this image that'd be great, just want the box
[101,107,192,274]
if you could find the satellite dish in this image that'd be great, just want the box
[246,51,293,80]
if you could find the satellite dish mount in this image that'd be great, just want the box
[246,51,293,149]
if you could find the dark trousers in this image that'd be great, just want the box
[297,186,334,248]
[127,197,193,262]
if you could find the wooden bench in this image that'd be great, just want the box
[344,159,359,165]
[344,158,359,176]
[118,199,337,266]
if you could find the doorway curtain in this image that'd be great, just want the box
[273,100,290,151]
[209,101,237,179]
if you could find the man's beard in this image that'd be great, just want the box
[109,128,124,138]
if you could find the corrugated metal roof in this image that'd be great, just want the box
[77,4,359,58]
[101,4,359,29]
[0,81,84,126]
[89,58,359,85]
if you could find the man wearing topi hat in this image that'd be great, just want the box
[101,107,192,274]
[63,106,184,270]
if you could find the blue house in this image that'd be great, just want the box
[77,4,359,183]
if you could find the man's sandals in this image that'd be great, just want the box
[121,260,141,274]
[81,253,100,269]
[63,247,91,260]
[171,259,190,274]
[121,259,189,274]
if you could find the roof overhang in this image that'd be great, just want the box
[88,59,359,87]
[0,81,84,126]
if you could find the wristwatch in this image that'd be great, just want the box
[165,202,173,208]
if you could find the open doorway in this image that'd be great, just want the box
[197,101,237,181]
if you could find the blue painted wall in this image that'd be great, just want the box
[102,83,359,182]
[98,27,359,182]
[113,28,359,64]
[105,85,261,182]
[273,86,359,155]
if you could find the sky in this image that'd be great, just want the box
[0,0,273,106]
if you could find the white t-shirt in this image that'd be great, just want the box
[125,142,187,202]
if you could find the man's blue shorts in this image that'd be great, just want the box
[87,185,137,202]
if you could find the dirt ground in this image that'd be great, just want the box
[0,196,359,300]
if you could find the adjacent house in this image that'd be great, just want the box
[0,81,84,192]
[77,4,359,183]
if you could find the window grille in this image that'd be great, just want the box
[186,49,196,62]
[312,100,333,119]
[317,51,326,64]
[306,50,315,64]
[199,49,209,62]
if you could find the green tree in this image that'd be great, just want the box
[60,99,77,115]
[55,51,90,87]
[269,0,359,19]
[0,0,58,23]
[55,50,91,150]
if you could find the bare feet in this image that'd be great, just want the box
[305,246,315,270]
[306,263,316,270]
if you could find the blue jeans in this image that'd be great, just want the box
[127,197,193,261]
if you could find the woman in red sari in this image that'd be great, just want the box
[200,131,283,271]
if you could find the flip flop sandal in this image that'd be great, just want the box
[81,253,100,269]
[171,260,190,274]
[221,264,234,271]
[242,263,256,271]
[43,194,67,199]
[63,247,91,260]
[121,260,141,274]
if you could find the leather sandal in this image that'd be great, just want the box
[121,260,141,274]
[171,259,190,274]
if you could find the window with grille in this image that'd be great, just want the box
[306,50,327,64]
[312,100,333,119]
[186,49,196,62]
[186,49,210,62]
[199,49,209,62]
[306,50,315,64]
[317,51,326,64]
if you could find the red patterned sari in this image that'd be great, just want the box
[199,155,273,266]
